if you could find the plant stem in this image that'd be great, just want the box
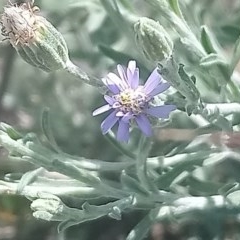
[65,60,105,90]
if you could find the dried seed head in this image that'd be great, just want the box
[1,2,42,46]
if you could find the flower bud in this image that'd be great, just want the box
[31,193,67,221]
[134,17,173,62]
[0,3,69,72]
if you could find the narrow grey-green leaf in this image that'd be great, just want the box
[58,219,78,233]
[41,108,62,153]
[98,45,150,77]
[200,53,226,67]
[4,173,23,182]
[17,168,45,194]
[121,171,150,196]
[52,159,100,186]
[230,34,240,75]
[227,190,240,206]
[186,176,222,195]
[105,132,136,159]
[178,64,200,102]
[200,26,218,54]
[119,0,134,11]
[100,0,133,38]
[126,208,161,240]
[126,211,152,240]
[156,157,204,189]
[219,182,240,196]
[203,152,230,166]
[0,123,22,140]
[168,0,183,18]
[99,45,131,65]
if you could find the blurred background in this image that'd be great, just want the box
[1,0,240,239]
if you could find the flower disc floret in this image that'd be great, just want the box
[114,87,149,115]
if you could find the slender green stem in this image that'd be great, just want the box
[65,60,105,90]
[105,132,136,159]
[136,137,158,192]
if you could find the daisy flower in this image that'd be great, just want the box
[93,60,176,142]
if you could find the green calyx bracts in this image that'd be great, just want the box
[16,18,69,72]
[1,3,69,72]
[134,17,173,63]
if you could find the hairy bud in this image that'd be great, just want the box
[134,17,173,63]
[1,2,69,72]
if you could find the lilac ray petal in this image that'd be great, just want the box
[117,64,129,87]
[101,111,118,134]
[146,105,176,118]
[93,104,112,116]
[127,60,136,82]
[130,68,139,89]
[117,119,130,142]
[143,68,161,95]
[148,82,170,97]
[107,73,126,90]
[135,114,152,136]
[128,60,136,73]
[122,112,133,122]
[104,95,115,105]
[102,78,120,94]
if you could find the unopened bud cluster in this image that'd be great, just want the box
[0,2,69,71]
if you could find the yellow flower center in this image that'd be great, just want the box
[115,87,148,115]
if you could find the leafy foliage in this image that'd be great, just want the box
[1,0,240,240]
